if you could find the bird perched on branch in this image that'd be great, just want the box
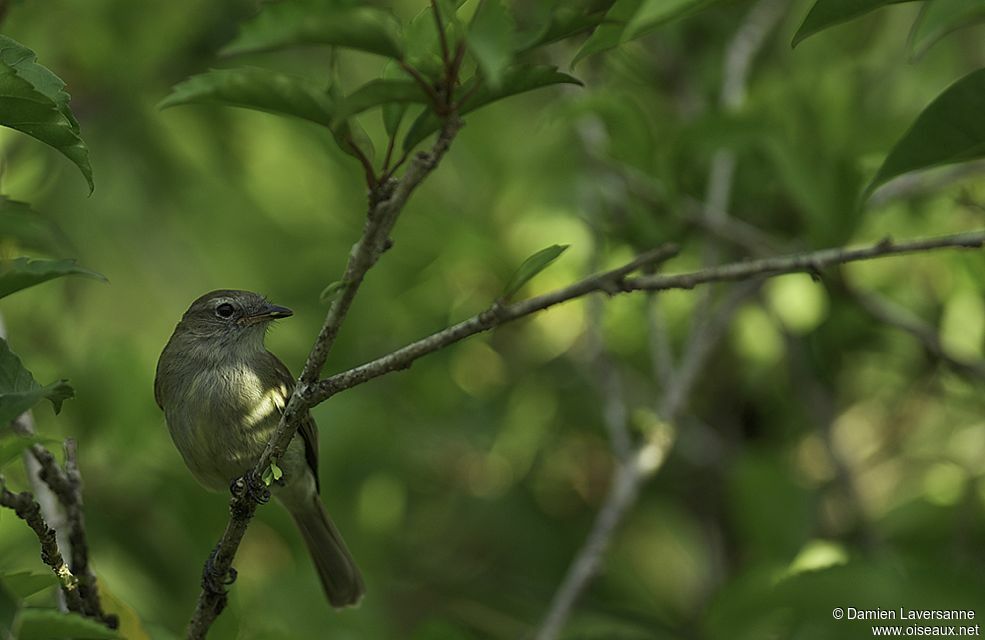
[155,289,364,608]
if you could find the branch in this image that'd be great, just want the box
[309,245,681,403]
[626,230,985,292]
[187,116,463,639]
[29,442,114,627]
[308,231,983,405]
[0,482,84,614]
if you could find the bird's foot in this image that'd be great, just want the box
[230,470,271,505]
[201,544,237,595]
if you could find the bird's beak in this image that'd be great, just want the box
[243,303,293,325]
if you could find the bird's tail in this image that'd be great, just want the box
[290,496,365,608]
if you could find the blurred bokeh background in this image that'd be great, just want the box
[1,0,984,638]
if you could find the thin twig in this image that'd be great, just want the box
[398,59,442,109]
[0,483,84,613]
[584,242,633,461]
[626,231,985,292]
[431,0,450,66]
[843,282,985,380]
[646,293,674,388]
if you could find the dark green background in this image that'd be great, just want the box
[0,0,984,638]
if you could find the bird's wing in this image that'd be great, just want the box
[270,353,321,494]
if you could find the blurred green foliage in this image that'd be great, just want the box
[0,0,983,638]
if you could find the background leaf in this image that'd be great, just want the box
[466,0,515,89]
[0,581,16,640]
[866,68,985,196]
[501,244,569,300]
[333,79,429,126]
[572,0,721,64]
[403,65,581,151]
[159,67,336,127]
[0,37,92,191]
[0,338,74,426]
[792,0,910,47]
[221,1,403,59]
[0,573,56,600]
[0,197,67,256]
[15,609,119,640]
[908,0,985,59]
[0,257,105,299]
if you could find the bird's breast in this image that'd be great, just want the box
[164,361,289,490]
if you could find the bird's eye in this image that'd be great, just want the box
[215,303,235,318]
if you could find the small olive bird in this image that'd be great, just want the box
[155,289,364,607]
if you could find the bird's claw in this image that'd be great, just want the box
[202,544,237,595]
[230,471,271,505]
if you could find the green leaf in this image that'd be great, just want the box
[572,0,718,65]
[0,257,105,299]
[159,67,336,127]
[221,0,403,59]
[792,0,911,47]
[516,4,615,52]
[623,0,721,40]
[571,0,642,66]
[908,0,985,59]
[466,0,516,89]
[866,68,985,198]
[262,459,284,486]
[0,36,92,192]
[0,572,56,599]
[0,338,75,427]
[333,79,430,127]
[403,65,581,151]
[319,280,347,304]
[0,435,37,469]
[15,608,119,639]
[501,244,569,300]
[381,61,411,138]
[0,581,16,640]
[0,197,66,256]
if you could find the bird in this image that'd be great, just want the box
[154,289,364,607]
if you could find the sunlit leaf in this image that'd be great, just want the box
[221,0,403,59]
[0,257,105,299]
[792,0,911,47]
[0,36,92,192]
[0,338,74,427]
[501,244,569,300]
[466,0,515,89]
[261,459,283,486]
[159,67,335,127]
[0,573,56,600]
[15,609,119,639]
[866,68,985,197]
[403,65,581,151]
[908,0,985,59]
[0,197,66,256]
[333,79,430,126]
